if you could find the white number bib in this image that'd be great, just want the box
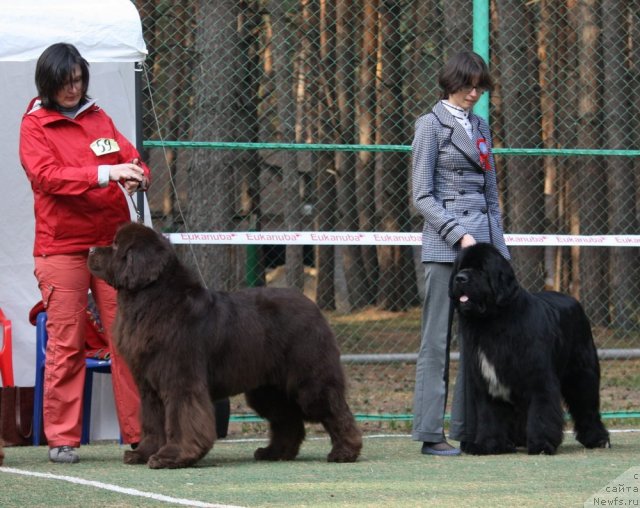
[90,138,120,156]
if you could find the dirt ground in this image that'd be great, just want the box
[225,357,640,437]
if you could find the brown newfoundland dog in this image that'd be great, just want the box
[88,223,362,469]
[450,243,610,455]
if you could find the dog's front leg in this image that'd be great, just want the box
[526,386,564,455]
[147,382,216,469]
[124,386,165,465]
[466,390,517,455]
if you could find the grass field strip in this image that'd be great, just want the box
[1,430,637,507]
[0,467,245,508]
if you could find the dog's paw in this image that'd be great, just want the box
[123,450,146,465]
[147,454,171,469]
[527,440,558,455]
[580,435,611,449]
[254,446,297,461]
[460,442,486,455]
[465,440,516,455]
[590,437,611,449]
[327,447,359,463]
[147,453,188,469]
[147,451,200,469]
[254,447,277,461]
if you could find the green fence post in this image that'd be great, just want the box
[473,0,490,123]
[246,245,259,287]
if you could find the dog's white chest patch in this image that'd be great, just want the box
[477,350,511,402]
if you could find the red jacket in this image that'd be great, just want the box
[19,98,150,256]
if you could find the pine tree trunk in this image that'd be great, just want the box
[494,0,545,291]
[602,0,639,329]
[573,0,609,325]
[375,0,419,310]
[188,0,257,291]
[355,0,380,306]
[272,1,305,291]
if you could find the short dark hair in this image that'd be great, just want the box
[35,43,90,109]
[438,51,493,100]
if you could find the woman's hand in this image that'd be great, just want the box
[460,234,477,249]
[109,160,148,194]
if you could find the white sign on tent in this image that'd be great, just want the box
[0,0,148,440]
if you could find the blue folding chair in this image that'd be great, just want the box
[33,312,114,445]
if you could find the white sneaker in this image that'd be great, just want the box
[48,446,80,464]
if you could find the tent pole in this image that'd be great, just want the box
[134,61,145,222]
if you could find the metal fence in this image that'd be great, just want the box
[134,0,640,425]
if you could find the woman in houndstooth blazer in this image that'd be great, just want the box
[411,51,509,456]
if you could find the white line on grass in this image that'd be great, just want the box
[0,467,245,508]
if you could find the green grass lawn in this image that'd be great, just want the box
[1,431,638,507]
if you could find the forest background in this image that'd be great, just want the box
[133,0,640,421]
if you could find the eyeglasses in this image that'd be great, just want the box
[459,85,487,95]
[62,76,83,91]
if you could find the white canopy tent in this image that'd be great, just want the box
[0,0,148,440]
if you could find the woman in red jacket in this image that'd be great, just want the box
[19,43,148,463]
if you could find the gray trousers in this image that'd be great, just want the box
[412,263,473,443]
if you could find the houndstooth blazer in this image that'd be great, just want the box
[412,101,510,263]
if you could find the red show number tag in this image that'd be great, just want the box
[476,138,491,171]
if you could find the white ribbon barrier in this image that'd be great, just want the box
[166,232,640,247]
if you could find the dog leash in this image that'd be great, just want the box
[442,299,455,420]
[127,193,144,223]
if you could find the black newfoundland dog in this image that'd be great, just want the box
[449,243,610,455]
[88,223,362,468]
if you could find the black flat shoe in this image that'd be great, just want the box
[421,441,461,456]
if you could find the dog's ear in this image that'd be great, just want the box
[487,251,519,306]
[114,225,174,291]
